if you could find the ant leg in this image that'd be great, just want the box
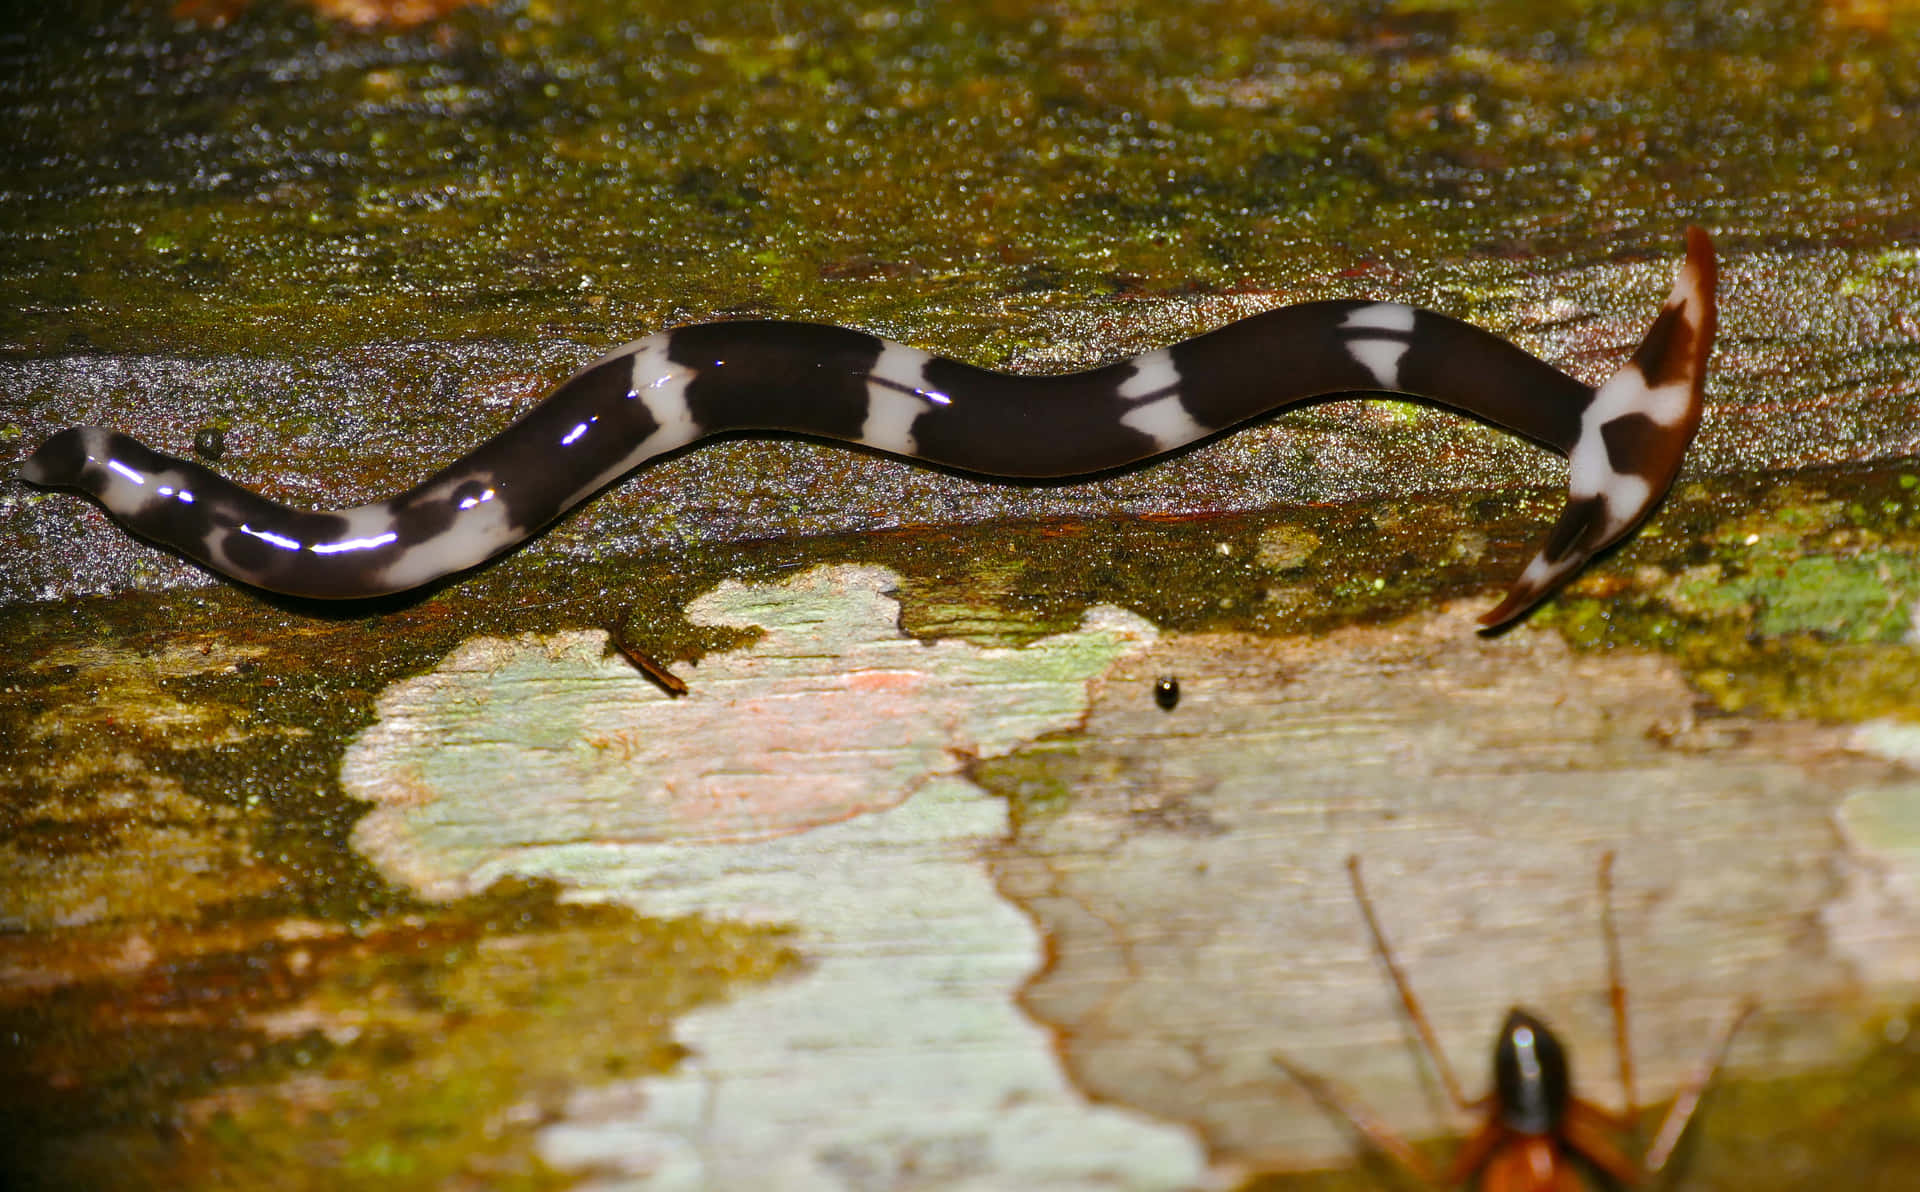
[1599,850,1640,1123]
[1643,999,1756,1173]
[1270,1052,1441,1183]
[1347,855,1475,1112]
[1560,1101,1644,1186]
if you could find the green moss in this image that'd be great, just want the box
[1542,465,1920,722]
[1660,1011,1920,1192]
[0,879,799,1192]
[1747,553,1920,642]
[6,1,1919,356]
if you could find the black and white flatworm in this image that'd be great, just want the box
[18,230,1715,627]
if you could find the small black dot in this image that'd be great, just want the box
[192,426,227,461]
[1153,676,1180,711]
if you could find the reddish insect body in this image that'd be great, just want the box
[1277,854,1751,1190]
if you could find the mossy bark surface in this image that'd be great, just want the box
[4,2,1919,1188]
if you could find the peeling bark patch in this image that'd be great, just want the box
[341,564,1206,1188]
[1827,782,1920,989]
[530,779,1207,1189]
[981,608,1920,1171]
[1825,722,1920,988]
[346,564,1160,897]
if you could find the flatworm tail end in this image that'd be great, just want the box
[17,428,71,486]
[1478,228,1716,629]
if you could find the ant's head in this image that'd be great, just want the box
[1493,1007,1572,1135]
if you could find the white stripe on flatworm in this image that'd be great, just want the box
[1569,359,1683,535]
[861,390,926,455]
[1340,303,1416,390]
[1340,303,1417,333]
[1120,393,1208,450]
[378,492,517,591]
[860,343,942,454]
[627,339,701,460]
[867,342,937,395]
[1347,339,1409,390]
[1118,348,1180,401]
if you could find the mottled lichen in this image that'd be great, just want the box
[1543,466,1920,722]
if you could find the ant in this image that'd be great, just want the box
[1275,853,1753,1189]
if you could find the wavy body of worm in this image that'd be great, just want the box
[20,231,1716,626]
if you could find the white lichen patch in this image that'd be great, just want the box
[1851,718,1920,769]
[341,564,1207,1189]
[347,564,1161,897]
